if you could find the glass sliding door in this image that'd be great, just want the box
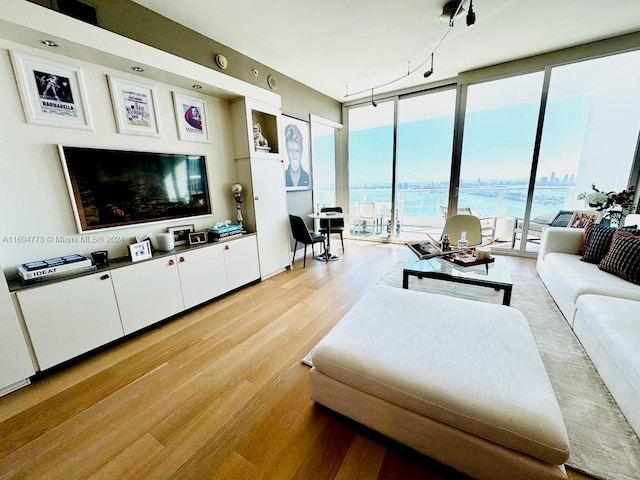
[530,50,640,251]
[348,101,394,237]
[395,89,456,242]
[311,121,337,208]
[459,73,544,249]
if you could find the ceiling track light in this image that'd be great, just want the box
[423,53,434,78]
[371,88,377,107]
[439,0,465,27]
[40,39,59,48]
[466,0,476,26]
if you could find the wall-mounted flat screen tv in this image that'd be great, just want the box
[58,145,212,232]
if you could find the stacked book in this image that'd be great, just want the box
[17,254,95,285]
[206,224,243,241]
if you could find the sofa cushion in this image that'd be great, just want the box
[599,229,640,285]
[582,225,640,264]
[544,252,640,303]
[573,295,640,437]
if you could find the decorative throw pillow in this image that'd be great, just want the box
[581,224,640,264]
[578,221,596,256]
[598,229,640,285]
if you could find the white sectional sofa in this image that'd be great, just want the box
[536,226,640,437]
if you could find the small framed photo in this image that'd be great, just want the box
[173,92,209,143]
[10,51,93,130]
[135,233,153,251]
[128,240,152,262]
[168,224,195,246]
[108,75,161,137]
[568,210,602,228]
[188,231,208,245]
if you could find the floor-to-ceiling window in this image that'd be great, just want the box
[348,100,394,237]
[459,73,544,248]
[343,48,640,253]
[528,50,640,251]
[311,117,340,208]
[395,89,456,241]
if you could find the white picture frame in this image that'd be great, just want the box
[128,240,153,262]
[108,75,161,137]
[168,224,195,246]
[173,92,209,142]
[283,115,311,191]
[10,51,93,130]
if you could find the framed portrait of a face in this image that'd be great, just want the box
[283,115,311,191]
[10,51,93,130]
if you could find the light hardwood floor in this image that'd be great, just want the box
[0,240,591,480]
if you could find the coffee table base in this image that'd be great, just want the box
[403,261,513,306]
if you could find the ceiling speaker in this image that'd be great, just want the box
[267,75,277,90]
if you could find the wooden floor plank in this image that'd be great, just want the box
[0,240,595,480]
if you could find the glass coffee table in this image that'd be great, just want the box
[402,256,513,305]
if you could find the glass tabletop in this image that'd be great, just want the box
[404,255,512,286]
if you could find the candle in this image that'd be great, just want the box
[476,246,491,260]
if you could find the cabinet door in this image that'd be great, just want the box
[1,268,35,389]
[111,256,184,335]
[177,245,228,310]
[224,235,260,291]
[16,272,123,370]
[251,159,291,278]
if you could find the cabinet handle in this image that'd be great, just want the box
[179,256,185,262]
[100,274,110,280]
[169,259,175,266]
[224,245,230,250]
[254,196,259,201]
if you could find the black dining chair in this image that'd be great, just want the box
[319,206,345,254]
[288,214,326,267]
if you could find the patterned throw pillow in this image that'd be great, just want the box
[582,224,640,264]
[578,221,596,256]
[599,229,640,285]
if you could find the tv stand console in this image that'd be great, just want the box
[9,234,259,372]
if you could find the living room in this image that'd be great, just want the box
[1,1,639,479]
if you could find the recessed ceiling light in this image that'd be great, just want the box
[40,39,59,48]
[131,66,144,72]
[192,84,202,89]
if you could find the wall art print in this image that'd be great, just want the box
[108,75,161,137]
[10,51,93,130]
[173,92,209,143]
[283,115,311,191]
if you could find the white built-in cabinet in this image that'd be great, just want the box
[16,271,124,370]
[12,235,259,372]
[232,98,291,279]
[0,266,35,395]
[111,256,184,335]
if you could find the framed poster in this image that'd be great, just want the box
[173,92,209,142]
[10,51,93,130]
[108,75,161,136]
[283,115,311,191]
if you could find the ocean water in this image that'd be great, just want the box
[348,186,571,220]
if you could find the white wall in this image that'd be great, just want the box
[0,39,238,274]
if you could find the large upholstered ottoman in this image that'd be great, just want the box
[309,285,570,480]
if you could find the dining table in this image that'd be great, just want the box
[307,211,347,262]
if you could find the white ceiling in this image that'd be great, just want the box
[130,0,640,102]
